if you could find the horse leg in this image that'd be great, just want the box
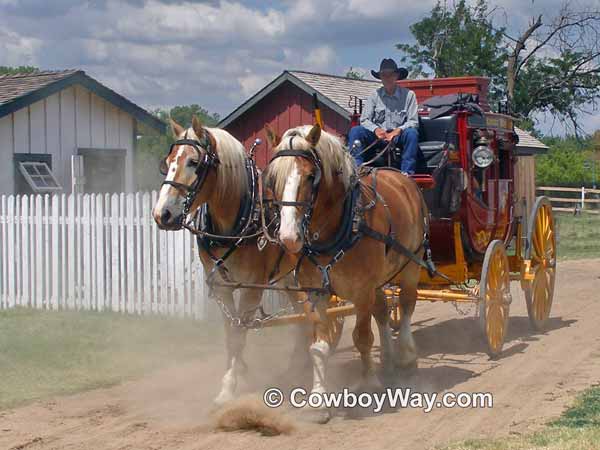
[308,293,332,396]
[393,265,419,370]
[285,292,312,375]
[214,288,262,406]
[304,292,333,423]
[352,293,380,390]
[372,289,395,380]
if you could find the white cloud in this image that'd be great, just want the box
[0,28,41,66]
[303,45,338,72]
[113,0,286,45]
[237,73,273,98]
[1,0,593,131]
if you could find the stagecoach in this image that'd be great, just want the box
[155,86,557,408]
[260,93,556,358]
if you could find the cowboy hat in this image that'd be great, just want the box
[371,58,408,80]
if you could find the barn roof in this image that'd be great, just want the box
[220,70,547,154]
[289,70,380,114]
[218,70,377,128]
[0,70,165,134]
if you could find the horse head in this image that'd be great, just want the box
[152,115,219,230]
[265,124,354,254]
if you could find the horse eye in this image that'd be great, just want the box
[188,160,200,167]
[159,158,168,175]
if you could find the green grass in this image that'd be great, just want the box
[0,308,222,410]
[442,385,600,450]
[555,213,600,260]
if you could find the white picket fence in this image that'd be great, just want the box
[0,191,284,319]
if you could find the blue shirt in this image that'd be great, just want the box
[361,86,419,133]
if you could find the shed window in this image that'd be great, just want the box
[18,162,62,193]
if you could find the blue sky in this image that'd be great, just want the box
[1,0,598,134]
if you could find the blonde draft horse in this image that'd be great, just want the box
[153,116,308,406]
[265,124,427,395]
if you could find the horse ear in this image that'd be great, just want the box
[306,124,321,146]
[265,125,281,148]
[169,117,184,137]
[192,115,205,139]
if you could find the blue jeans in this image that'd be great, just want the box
[347,126,420,174]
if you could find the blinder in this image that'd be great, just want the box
[159,136,220,215]
[267,147,322,207]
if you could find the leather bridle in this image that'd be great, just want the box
[160,135,220,216]
[266,136,324,245]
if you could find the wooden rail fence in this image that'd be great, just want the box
[537,186,600,214]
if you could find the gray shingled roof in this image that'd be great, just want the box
[0,69,165,133]
[0,70,79,105]
[289,70,380,114]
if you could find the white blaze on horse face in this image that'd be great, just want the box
[155,146,186,216]
[279,161,302,251]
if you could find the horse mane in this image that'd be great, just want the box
[186,126,248,200]
[268,125,356,196]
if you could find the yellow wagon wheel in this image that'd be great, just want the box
[524,197,556,331]
[479,240,512,358]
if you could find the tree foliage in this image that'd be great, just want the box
[0,66,39,76]
[135,105,221,191]
[345,67,365,79]
[536,136,599,187]
[397,0,506,101]
[396,0,600,135]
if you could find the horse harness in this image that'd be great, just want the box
[160,132,261,285]
[266,139,442,294]
[197,159,263,284]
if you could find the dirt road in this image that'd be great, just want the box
[2,259,600,450]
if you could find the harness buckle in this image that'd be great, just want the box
[257,235,267,251]
[332,249,345,264]
[317,264,332,291]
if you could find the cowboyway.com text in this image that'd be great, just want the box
[263,387,493,413]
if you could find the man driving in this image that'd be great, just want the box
[348,58,420,174]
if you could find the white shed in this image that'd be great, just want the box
[0,70,165,195]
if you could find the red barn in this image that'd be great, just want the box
[218,70,544,168]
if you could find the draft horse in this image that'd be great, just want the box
[153,116,308,405]
[264,124,428,396]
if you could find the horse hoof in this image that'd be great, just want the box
[395,358,418,372]
[378,366,397,386]
[351,373,384,393]
[213,391,235,407]
[301,407,332,424]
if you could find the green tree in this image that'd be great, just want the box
[396,0,507,101]
[169,104,220,129]
[536,136,596,187]
[135,105,221,192]
[0,66,39,76]
[396,0,600,135]
[345,67,365,80]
